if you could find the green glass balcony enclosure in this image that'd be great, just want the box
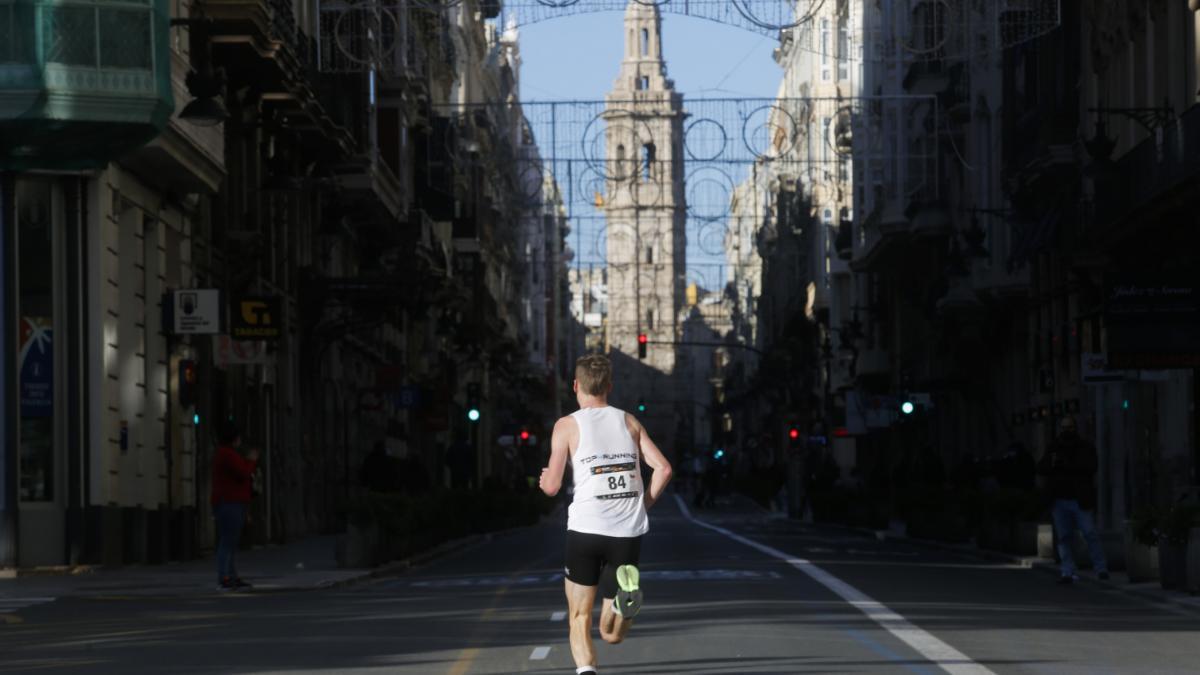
[0,0,173,169]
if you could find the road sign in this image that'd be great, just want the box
[170,289,221,335]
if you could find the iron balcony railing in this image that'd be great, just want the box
[1093,103,1200,234]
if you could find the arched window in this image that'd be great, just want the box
[641,28,650,56]
[616,144,626,175]
[642,143,655,182]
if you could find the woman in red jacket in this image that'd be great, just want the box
[211,423,259,591]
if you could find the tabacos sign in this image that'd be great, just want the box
[231,296,282,341]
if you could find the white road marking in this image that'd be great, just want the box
[529,646,551,660]
[674,494,995,675]
[0,596,56,611]
[550,611,566,621]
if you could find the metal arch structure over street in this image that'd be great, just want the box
[317,0,1063,74]
[432,96,940,325]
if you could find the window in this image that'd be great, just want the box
[822,117,832,167]
[645,246,654,264]
[616,144,626,176]
[820,19,831,81]
[838,21,850,81]
[646,309,655,331]
[640,76,650,90]
[642,143,655,182]
[641,28,649,57]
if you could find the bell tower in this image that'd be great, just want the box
[603,0,686,380]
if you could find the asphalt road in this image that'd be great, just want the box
[2,494,1199,674]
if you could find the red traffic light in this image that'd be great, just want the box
[637,334,648,344]
[788,428,800,440]
[519,429,530,441]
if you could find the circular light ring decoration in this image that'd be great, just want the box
[685,165,736,222]
[576,165,609,209]
[582,109,657,182]
[827,104,855,157]
[515,157,546,207]
[683,117,729,162]
[898,0,952,56]
[696,221,731,257]
[629,175,665,208]
[730,0,826,32]
[331,7,402,66]
[741,104,798,161]
[601,222,668,262]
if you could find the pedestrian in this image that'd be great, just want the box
[539,354,673,675]
[1038,416,1109,584]
[211,422,259,591]
[360,439,398,493]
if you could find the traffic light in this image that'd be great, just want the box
[901,400,915,415]
[466,382,481,423]
[637,398,647,413]
[787,426,801,447]
[519,428,531,444]
[178,359,197,409]
[713,448,725,460]
[637,333,648,359]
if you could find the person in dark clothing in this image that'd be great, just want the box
[361,440,400,493]
[211,423,259,591]
[1038,416,1108,583]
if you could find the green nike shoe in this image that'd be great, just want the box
[614,564,643,618]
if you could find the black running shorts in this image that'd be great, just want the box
[564,530,642,599]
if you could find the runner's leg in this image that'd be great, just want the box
[598,535,641,644]
[565,578,598,668]
[599,596,633,644]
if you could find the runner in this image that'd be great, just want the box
[539,354,673,675]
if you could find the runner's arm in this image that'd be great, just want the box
[629,415,673,509]
[539,417,572,497]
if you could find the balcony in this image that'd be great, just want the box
[0,0,174,168]
[1092,103,1200,240]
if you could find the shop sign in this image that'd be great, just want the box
[213,335,272,367]
[19,317,52,418]
[1105,279,1200,369]
[231,296,282,340]
[170,289,222,335]
[1081,352,1123,384]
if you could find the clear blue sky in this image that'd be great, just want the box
[517,12,783,101]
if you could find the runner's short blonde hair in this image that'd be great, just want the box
[575,354,612,396]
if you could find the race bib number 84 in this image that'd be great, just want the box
[592,462,641,500]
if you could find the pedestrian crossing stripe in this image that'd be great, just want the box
[411,569,781,588]
[0,597,56,612]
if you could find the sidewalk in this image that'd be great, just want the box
[712,492,1200,616]
[0,533,481,601]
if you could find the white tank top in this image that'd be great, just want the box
[566,406,649,538]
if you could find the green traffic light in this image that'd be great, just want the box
[901,401,915,415]
[467,408,481,422]
[637,403,646,412]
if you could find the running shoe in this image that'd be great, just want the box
[614,564,642,618]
